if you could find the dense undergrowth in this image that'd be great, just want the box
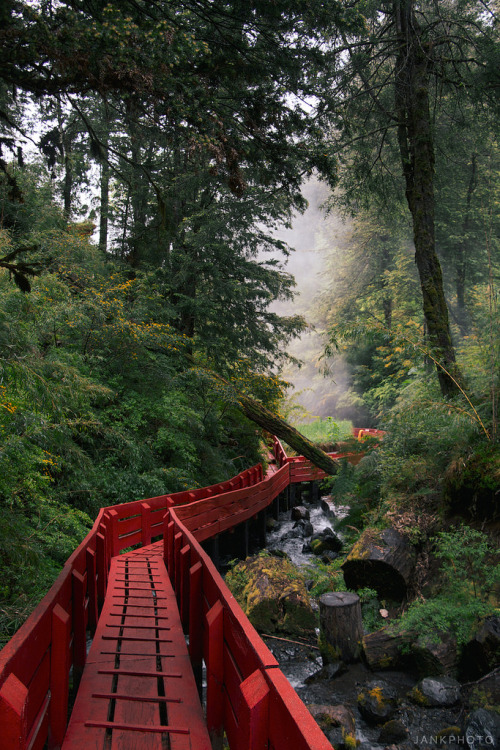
[303,380,500,656]
[0,169,287,645]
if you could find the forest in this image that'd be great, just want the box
[0,0,498,666]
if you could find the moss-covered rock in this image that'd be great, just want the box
[225,553,317,636]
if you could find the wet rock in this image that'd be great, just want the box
[310,527,343,555]
[409,676,461,707]
[305,661,348,683]
[308,704,356,749]
[411,631,458,677]
[460,616,500,680]
[293,518,314,537]
[357,679,399,725]
[321,550,339,563]
[435,726,464,744]
[281,528,304,542]
[224,554,317,636]
[464,709,500,749]
[266,517,279,532]
[291,505,310,521]
[378,718,409,743]
[321,496,336,517]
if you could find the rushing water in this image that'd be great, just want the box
[262,494,464,747]
[265,494,348,569]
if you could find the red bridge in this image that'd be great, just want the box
[0,430,381,749]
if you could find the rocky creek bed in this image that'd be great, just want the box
[234,492,500,749]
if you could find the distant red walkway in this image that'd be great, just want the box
[0,430,382,749]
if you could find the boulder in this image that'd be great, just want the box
[411,631,458,677]
[309,527,343,555]
[308,704,356,749]
[357,679,399,725]
[378,719,409,744]
[224,553,316,636]
[460,616,500,680]
[291,505,310,521]
[464,709,500,749]
[409,676,461,707]
[293,518,314,537]
[320,496,337,517]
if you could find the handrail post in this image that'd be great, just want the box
[72,570,87,684]
[0,673,29,749]
[239,669,270,750]
[188,560,203,696]
[179,544,191,630]
[141,502,152,547]
[206,600,224,750]
[49,604,71,749]
[107,509,120,557]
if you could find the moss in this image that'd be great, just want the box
[225,554,316,636]
[409,686,430,706]
[369,685,387,709]
[342,729,358,749]
[318,631,342,663]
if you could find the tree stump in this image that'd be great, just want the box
[319,592,363,663]
[342,527,416,601]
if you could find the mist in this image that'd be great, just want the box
[271,178,370,426]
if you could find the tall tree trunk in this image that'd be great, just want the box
[394,0,461,398]
[455,153,477,335]
[99,132,110,255]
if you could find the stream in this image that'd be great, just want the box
[261,493,467,749]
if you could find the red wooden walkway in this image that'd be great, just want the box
[0,430,382,750]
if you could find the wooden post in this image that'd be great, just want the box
[72,570,87,682]
[289,483,296,508]
[141,502,152,547]
[211,535,220,570]
[107,508,120,557]
[272,496,279,521]
[319,592,363,664]
[179,544,191,630]
[174,532,183,601]
[189,561,203,696]
[259,511,267,548]
[96,530,107,608]
[165,519,175,579]
[49,604,71,749]
[0,673,29,750]
[239,669,270,750]
[86,547,98,633]
[312,481,320,502]
[243,520,249,558]
[206,600,224,750]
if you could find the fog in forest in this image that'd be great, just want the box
[271,179,368,426]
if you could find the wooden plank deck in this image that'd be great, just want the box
[62,542,211,750]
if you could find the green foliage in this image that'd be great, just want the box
[295,417,353,448]
[0,165,292,641]
[394,526,500,646]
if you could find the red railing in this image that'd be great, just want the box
[0,431,382,749]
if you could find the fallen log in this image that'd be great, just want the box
[237,393,340,476]
[362,627,413,671]
[342,527,417,601]
[202,369,340,476]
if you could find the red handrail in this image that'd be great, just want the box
[0,431,380,749]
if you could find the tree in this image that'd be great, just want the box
[319,0,498,397]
